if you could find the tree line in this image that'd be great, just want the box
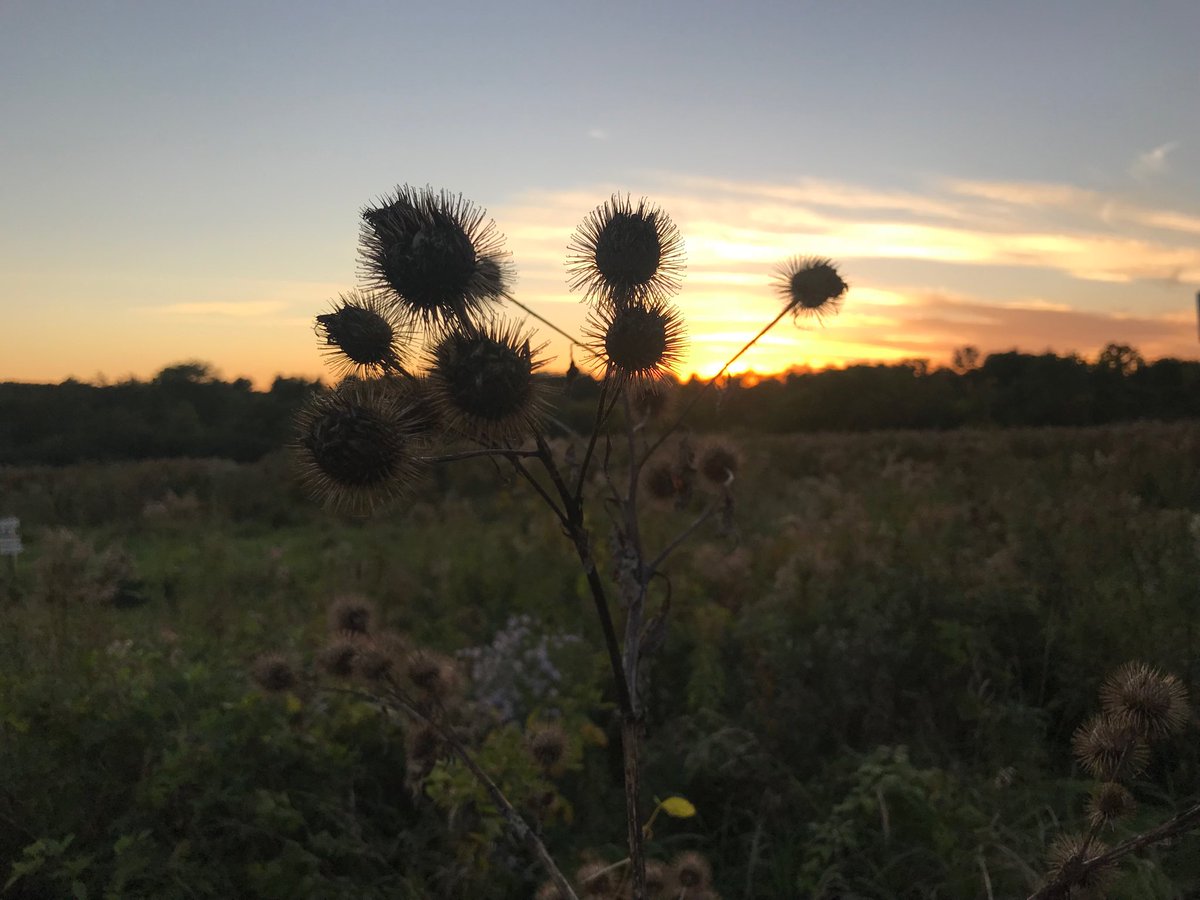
[1,345,1197,465]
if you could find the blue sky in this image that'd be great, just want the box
[2,0,1198,384]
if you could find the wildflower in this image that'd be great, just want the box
[315,290,411,378]
[585,300,686,386]
[774,256,847,322]
[295,381,421,513]
[427,318,546,440]
[567,194,685,305]
[1099,661,1189,740]
[251,653,297,693]
[359,185,509,326]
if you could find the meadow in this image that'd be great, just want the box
[2,420,1199,898]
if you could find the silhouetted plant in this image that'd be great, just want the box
[292,185,849,898]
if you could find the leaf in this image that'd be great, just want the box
[285,694,302,714]
[659,796,696,818]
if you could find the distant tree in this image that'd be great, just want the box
[1095,342,1144,376]
[951,345,981,373]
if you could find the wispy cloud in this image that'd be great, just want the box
[1130,141,1180,180]
[493,172,1200,374]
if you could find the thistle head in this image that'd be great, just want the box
[250,653,297,694]
[1088,781,1136,829]
[774,256,847,323]
[294,381,422,514]
[644,461,679,502]
[1099,661,1189,740]
[328,594,373,635]
[586,300,686,387]
[405,649,460,701]
[1044,833,1114,898]
[428,318,546,441]
[672,851,712,891]
[360,185,509,327]
[315,290,410,378]
[698,442,739,486]
[1072,713,1149,781]
[317,632,364,678]
[567,194,685,305]
[527,722,569,774]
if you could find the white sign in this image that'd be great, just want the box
[0,517,22,556]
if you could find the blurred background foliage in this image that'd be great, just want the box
[1,419,1199,897]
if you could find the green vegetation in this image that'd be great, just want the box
[2,420,1198,898]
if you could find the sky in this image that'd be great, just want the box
[2,0,1199,387]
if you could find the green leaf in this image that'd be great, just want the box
[659,796,696,818]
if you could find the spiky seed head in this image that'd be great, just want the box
[1044,833,1114,898]
[576,861,614,897]
[294,381,420,513]
[328,594,373,635]
[354,640,397,682]
[428,319,546,440]
[535,882,571,900]
[359,185,508,326]
[317,632,363,678]
[567,195,685,305]
[528,722,569,773]
[251,653,297,693]
[645,461,678,502]
[1099,661,1190,740]
[644,860,669,897]
[407,724,442,764]
[405,649,459,700]
[315,290,410,378]
[699,443,739,486]
[586,301,686,386]
[672,851,712,890]
[775,256,847,323]
[1072,713,1149,781]
[1088,782,1136,829]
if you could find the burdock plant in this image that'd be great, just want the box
[294,185,849,899]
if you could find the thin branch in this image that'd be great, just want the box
[646,501,720,575]
[510,454,570,527]
[1027,799,1200,900]
[500,290,583,348]
[421,448,541,463]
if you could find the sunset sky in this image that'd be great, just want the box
[2,1,1198,387]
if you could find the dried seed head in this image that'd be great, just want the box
[644,860,669,897]
[644,461,678,502]
[428,319,546,441]
[407,724,442,764]
[1099,661,1190,740]
[774,256,847,323]
[405,649,459,700]
[250,653,297,693]
[328,594,373,635]
[576,861,614,897]
[315,290,410,378]
[567,194,685,305]
[698,443,739,486]
[535,882,571,900]
[294,381,420,514]
[1044,833,1114,898]
[359,185,509,326]
[672,851,712,890]
[528,722,569,773]
[586,301,686,386]
[1088,781,1136,829]
[1072,713,1149,781]
[317,633,363,678]
[631,383,671,420]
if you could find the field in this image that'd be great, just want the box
[2,421,1199,899]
